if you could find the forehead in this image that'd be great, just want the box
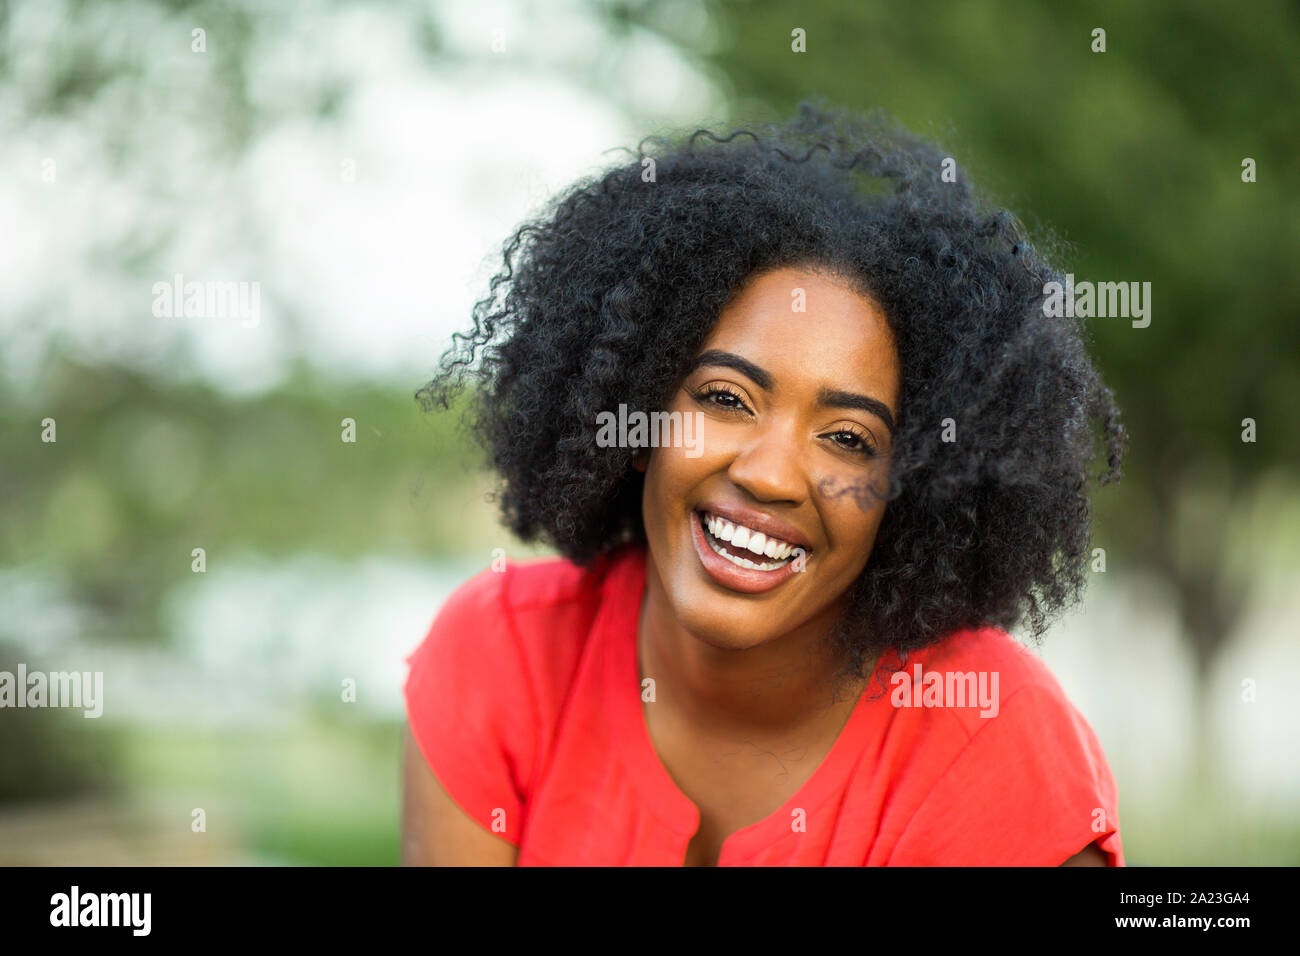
[698,267,900,408]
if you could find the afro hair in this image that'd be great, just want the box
[419,102,1125,690]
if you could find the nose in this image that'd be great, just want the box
[725,418,808,505]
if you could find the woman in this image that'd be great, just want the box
[401,104,1127,866]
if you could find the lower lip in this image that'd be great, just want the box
[689,510,806,595]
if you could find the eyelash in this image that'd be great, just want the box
[695,383,749,413]
[691,384,880,459]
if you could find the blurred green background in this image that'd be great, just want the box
[1,0,1297,864]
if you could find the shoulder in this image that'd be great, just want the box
[405,544,644,728]
[883,625,1124,865]
[905,625,1081,740]
[423,552,597,630]
[907,625,1113,773]
[407,549,625,696]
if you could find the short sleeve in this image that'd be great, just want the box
[403,567,537,845]
[887,684,1124,866]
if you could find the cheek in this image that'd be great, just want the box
[641,441,705,529]
[814,468,891,552]
[643,399,719,493]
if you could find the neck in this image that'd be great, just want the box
[637,559,866,738]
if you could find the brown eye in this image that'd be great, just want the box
[694,384,751,414]
[826,429,878,458]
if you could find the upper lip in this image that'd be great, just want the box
[697,503,813,552]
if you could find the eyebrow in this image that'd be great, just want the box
[688,349,897,435]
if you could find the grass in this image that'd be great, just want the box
[120,714,403,866]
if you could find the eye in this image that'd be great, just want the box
[693,383,752,415]
[824,428,879,458]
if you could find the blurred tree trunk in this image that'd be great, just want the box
[1147,470,1246,793]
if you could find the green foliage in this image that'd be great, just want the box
[0,356,490,645]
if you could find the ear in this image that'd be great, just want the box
[632,448,649,473]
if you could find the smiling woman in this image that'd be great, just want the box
[402,103,1127,867]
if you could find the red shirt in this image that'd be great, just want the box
[403,544,1125,866]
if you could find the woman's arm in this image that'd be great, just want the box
[400,723,519,866]
[1060,843,1108,866]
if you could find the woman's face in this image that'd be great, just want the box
[639,266,901,650]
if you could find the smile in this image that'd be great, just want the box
[701,512,797,570]
[689,509,809,595]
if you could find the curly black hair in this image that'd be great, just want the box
[419,102,1125,691]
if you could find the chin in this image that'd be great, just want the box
[671,597,781,652]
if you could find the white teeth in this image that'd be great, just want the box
[707,515,736,543]
[700,512,801,571]
[703,531,787,571]
[702,512,796,554]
